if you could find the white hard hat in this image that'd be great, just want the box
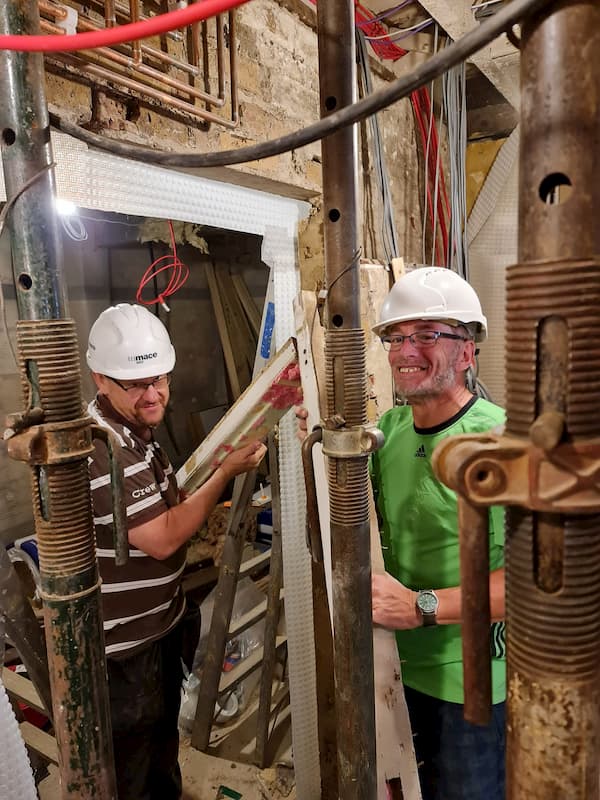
[372,266,487,342]
[86,304,176,379]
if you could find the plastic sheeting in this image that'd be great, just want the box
[264,226,322,799]
[468,129,520,406]
[0,676,37,800]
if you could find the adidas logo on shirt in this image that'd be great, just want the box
[415,444,426,458]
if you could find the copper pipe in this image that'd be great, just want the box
[105,0,116,28]
[39,0,66,20]
[38,1,235,123]
[54,50,239,128]
[52,16,233,112]
[128,0,141,66]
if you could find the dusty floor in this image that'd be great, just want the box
[38,735,296,800]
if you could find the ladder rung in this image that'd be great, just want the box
[218,636,287,696]
[239,548,271,577]
[227,588,284,640]
[2,667,46,714]
[19,721,59,764]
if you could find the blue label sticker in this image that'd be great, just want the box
[260,301,275,359]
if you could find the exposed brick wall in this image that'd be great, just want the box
[44,0,425,261]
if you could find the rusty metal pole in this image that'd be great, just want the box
[507,2,600,798]
[316,1,377,797]
[0,2,117,796]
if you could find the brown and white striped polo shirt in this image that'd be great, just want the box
[87,395,186,660]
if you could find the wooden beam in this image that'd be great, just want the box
[417,0,520,109]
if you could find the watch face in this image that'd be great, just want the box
[418,592,438,614]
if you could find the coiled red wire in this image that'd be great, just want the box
[135,220,189,310]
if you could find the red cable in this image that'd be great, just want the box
[419,87,451,227]
[0,0,251,52]
[417,87,449,263]
[136,221,189,311]
[411,92,442,265]
[411,91,446,265]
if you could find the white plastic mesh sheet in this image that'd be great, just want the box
[1,132,310,239]
[264,226,321,799]
[0,677,37,800]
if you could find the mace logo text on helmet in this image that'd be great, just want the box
[128,352,158,363]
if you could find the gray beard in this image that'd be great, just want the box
[395,362,459,405]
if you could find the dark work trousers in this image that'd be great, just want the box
[404,684,506,800]
[107,603,201,800]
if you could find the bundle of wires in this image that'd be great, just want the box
[356,29,400,264]
[342,2,450,267]
[413,82,450,266]
[442,57,469,277]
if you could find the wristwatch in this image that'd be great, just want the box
[415,589,439,627]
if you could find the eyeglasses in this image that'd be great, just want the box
[380,331,467,351]
[109,374,171,396]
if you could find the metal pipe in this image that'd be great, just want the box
[457,498,491,725]
[316,1,377,796]
[0,1,117,796]
[506,2,600,798]
[228,11,239,124]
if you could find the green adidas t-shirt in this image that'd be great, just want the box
[370,396,506,705]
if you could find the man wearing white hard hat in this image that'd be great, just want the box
[370,267,505,800]
[86,304,266,799]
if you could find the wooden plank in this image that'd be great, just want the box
[231,274,262,339]
[2,667,46,714]
[215,267,254,389]
[19,721,59,764]
[239,549,271,577]
[206,261,242,399]
[218,636,287,696]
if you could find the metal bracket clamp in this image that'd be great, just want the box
[301,423,384,562]
[3,412,129,567]
[5,415,94,465]
[320,424,385,459]
[430,411,600,728]
[432,427,600,514]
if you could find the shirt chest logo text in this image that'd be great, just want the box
[132,483,156,499]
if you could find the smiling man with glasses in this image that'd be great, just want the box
[85,303,266,800]
[369,267,506,800]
